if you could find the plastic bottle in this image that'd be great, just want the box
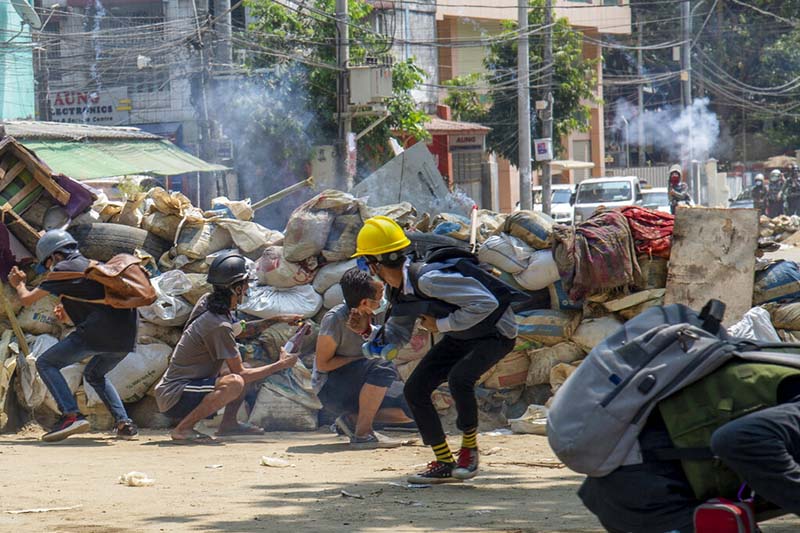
[283,322,311,354]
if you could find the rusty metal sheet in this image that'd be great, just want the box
[665,207,759,325]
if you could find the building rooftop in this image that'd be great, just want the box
[1,120,160,141]
[424,116,491,134]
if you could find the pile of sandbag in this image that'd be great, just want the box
[760,214,800,242]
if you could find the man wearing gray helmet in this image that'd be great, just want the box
[154,251,300,443]
[8,229,139,442]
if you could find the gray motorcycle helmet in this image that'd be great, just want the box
[35,229,78,264]
[207,251,249,288]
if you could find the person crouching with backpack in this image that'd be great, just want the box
[155,251,300,444]
[8,229,139,442]
[353,216,518,484]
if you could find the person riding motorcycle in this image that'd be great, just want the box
[667,165,691,214]
[783,164,800,216]
[752,174,767,216]
[766,169,785,217]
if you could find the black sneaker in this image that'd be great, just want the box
[407,461,461,484]
[41,414,91,443]
[453,447,479,480]
[114,421,139,440]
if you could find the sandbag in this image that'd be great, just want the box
[258,322,294,360]
[516,310,581,347]
[284,211,333,262]
[139,271,193,327]
[550,362,580,394]
[84,343,172,406]
[509,404,548,435]
[396,359,421,382]
[526,350,558,386]
[727,306,781,342]
[147,187,204,222]
[753,260,800,305]
[182,273,212,305]
[248,381,318,431]
[635,256,669,290]
[323,284,343,310]
[42,362,86,413]
[480,349,530,389]
[0,284,22,320]
[394,322,432,363]
[313,260,357,294]
[217,219,283,254]
[240,284,323,319]
[18,295,62,335]
[17,334,59,410]
[571,316,624,353]
[514,249,561,291]
[503,210,554,250]
[768,302,800,331]
[432,213,471,241]
[137,321,183,346]
[322,214,362,262]
[367,202,417,227]
[0,330,14,429]
[255,246,317,288]
[549,280,584,312]
[211,196,254,221]
[477,234,532,274]
[174,222,233,260]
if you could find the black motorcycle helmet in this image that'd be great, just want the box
[207,251,249,288]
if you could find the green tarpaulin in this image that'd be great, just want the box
[19,139,227,180]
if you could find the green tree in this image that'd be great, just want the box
[476,0,599,167]
[443,73,488,123]
[242,0,429,171]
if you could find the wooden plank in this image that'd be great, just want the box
[0,161,26,191]
[1,205,42,243]
[664,207,759,326]
[7,179,41,208]
[9,145,70,205]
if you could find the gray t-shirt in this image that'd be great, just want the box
[155,296,240,412]
[312,304,373,392]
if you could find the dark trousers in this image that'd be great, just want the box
[403,333,515,446]
[711,401,800,515]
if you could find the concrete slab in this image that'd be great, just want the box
[665,207,759,325]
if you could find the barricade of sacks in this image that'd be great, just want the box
[5,189,778,436]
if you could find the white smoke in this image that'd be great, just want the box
[612,97,720,165]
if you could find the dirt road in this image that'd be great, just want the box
[1,427,798,533]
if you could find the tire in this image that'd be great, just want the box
[405,231,470,259]
[70,223,171,262]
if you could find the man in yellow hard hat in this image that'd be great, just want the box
[353,216,519,484]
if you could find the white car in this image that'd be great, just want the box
[572,176,643,224]
[533,185,574,224]
[641,187,671,213]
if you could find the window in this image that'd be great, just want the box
[577,181,632,203]
[642,191,669,207]
[552,189,572,204]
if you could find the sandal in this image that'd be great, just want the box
[215,423,265,437]
[170,430,218,445]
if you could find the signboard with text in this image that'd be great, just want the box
[448,133,485,152]
[48,87,130,125]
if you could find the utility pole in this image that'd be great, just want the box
[637,16,645,166]
[335,0,351,191]
[541,0,553,216]
[681,0,696,201]
[517,0,532,211]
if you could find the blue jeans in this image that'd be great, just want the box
[35,334,131,423]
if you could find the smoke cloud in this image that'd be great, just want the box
[612,97,721,165]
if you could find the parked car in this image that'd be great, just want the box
[533,184,574,224]
[572,176,643,224]
[641,187,671,213]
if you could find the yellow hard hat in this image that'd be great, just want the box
[352,216,411,258]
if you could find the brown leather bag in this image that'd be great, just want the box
[45,254,157,309]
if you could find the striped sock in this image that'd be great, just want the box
[462,427,478,449]
[431,441,455,464]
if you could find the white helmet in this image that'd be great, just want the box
[770,169,783,181]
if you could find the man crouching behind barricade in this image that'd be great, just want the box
[10,229,144,442]
[353,216,524,484]
[154,251,300,444]
[548,299,800,533]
